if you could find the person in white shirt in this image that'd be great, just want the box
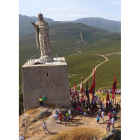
[101,111,104,122]
[98,108,102,116]
[54,112,58,123]
[20,134,25,140]
[111,117,115,128]
[42,122,49,134]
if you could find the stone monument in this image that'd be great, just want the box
[22,13,71,111]
[31,13,53,62]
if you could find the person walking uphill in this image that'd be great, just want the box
[39,96,43,106]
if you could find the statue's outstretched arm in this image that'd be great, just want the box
[31,22,40,50]
[31,22,39,30]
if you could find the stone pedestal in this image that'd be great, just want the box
[40,55,53,62]
[22,57,71,111]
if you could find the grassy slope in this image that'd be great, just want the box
[65,54,105,87]
[66,34,121,89]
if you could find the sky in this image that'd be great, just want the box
[19,0,121,21]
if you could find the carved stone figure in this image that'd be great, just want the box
[31,13,52,62]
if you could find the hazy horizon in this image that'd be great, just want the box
[19,14,121,22]
[19,0,121,22]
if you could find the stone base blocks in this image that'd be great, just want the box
[22,57,71,111]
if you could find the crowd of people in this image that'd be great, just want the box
[20,91,121,139]
[53,108,73,126]
[70,90,121,133]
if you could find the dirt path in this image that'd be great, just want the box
[70,33,88,57]
[76,52,121,88]
[76,54,108,88]
[70,48,82,56]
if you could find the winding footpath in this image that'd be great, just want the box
[70,48,82,56]
[76,52,121,88]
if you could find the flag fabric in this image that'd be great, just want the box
[80,79,85,93]
[89,66,95,102]
[74,82,76,92]
[113,75,116,90]
[112,89,114,99]
[106,90,109,103]
[112,75,116,99]
[86,80,90,103]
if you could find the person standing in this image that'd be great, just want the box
[97,114,100,125]
[66,112,70,121]
[108,112,111,120]
[20,134,25,140]
[98,108,102,117]
[54,112,58,124]
[42,95,46,107]
[107,121,111,131]
[88,106,90,115]
[101,111,104,122]
[70,114,73,124]
[83,97,85,107]
[42,122,49,134]
[106,125,109,133]
[83,111,86,117]
[39,96,43,106]
[111,117,115,128]
[77,93,79,101]
[64,115,66,126]
[58,108,62,121]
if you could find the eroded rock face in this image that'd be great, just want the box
[100,128,121,140]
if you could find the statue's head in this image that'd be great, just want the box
[38,13,43,20]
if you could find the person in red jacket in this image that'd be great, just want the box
[107,121,111,131]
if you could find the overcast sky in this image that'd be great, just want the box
[19,0,121,21]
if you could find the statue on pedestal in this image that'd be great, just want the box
[31,13,52,62]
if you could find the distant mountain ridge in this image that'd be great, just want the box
[19,14,121,38]
[73,17,121,33]
[19,14,57,38]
